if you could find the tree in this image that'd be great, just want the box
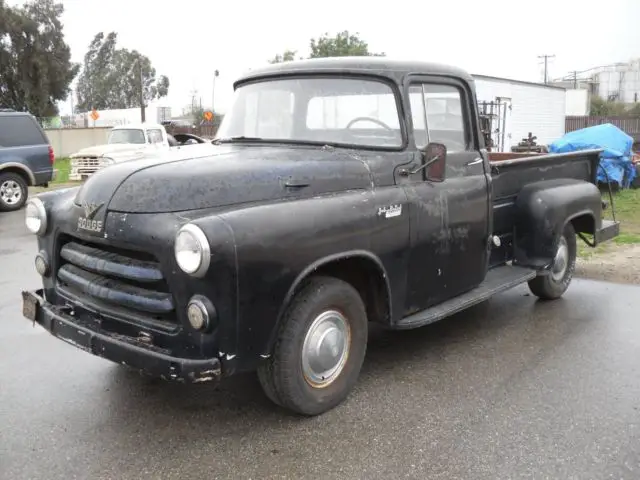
[75,32,170,121]
[626,103,640,116]
[309,31,385,58]
[269,50,300,64]
[0,0,78,117]
[267,31,384,64]
[589,95,627,116]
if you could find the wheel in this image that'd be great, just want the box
[528,222,577,300]
[0,172,28,212]
[257,276,368,416]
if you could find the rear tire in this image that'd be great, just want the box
[528,222,577,300]
[257,276,368,416]
[0,172,28,212]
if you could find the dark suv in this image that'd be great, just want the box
[0,109,55,212]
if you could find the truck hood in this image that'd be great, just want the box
[70,143,147,158]
[74,145,374,214]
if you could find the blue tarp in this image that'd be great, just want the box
[549,123,636,188]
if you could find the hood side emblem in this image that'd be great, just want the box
[82,201,104,219]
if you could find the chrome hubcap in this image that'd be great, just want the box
[551,236,569,282]
[302,310,351,388]
[0,180,22,205]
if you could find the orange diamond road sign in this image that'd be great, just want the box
[203,110,213,122]
[90,109,99,121]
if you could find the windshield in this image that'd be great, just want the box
[215,77,403,148]
[108,129,146,144]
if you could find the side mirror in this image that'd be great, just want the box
[422,142,447,182]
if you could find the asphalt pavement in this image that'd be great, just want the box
[1,207,640,480]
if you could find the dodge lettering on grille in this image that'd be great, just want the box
[78,217,103,232]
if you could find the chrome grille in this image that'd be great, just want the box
[72,157,102,175]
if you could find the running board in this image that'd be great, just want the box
[394,265,537,330]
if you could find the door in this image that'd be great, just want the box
[401,78,490,315]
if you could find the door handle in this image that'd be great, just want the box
[465,157,483,167]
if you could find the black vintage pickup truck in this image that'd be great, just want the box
[22,58,619,416]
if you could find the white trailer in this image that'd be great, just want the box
[472,75,566,152]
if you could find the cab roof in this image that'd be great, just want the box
[235,56,474,88]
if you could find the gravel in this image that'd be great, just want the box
[575,244,640,285]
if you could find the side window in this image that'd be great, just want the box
[0,116,47,147]
[409,83,468,152]
[423,84,467,152]
[147,129,164,144]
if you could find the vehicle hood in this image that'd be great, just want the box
[74,145,374,214]
[70,143,148,158]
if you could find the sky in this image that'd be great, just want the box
[11,0,640,116]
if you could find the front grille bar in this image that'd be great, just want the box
[60,242,163,283]
[57,264,174,314]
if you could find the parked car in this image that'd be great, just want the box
[21,58,620,416]
[68,123,213,181]
[0,109,55,211]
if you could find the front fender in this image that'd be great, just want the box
[220,186,409,373]
[513,178,602,269]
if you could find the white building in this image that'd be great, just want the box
[472,75,566,151]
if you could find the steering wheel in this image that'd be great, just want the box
[346,116,393,131]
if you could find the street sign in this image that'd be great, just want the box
[90,109,99,121]
[203,110,213,122]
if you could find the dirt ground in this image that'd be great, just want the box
[576,243,640,285]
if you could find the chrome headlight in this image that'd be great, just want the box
[174,223,210,277]
[25,197,47,235]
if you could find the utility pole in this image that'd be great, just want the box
[138,57,145,123]
[212,69,219,113]
[538,54,556,84]
[571,70,578,88]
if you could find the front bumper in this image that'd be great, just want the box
[22,289,221,384]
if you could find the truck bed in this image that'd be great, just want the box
[487,148,602,266]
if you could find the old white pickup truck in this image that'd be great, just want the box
[69,123,212,181]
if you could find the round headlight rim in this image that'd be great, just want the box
[186,295,217,332]
[175,223,211,278]
[25,197,47,236]
[187,297,209,331]
[35,250,51,277]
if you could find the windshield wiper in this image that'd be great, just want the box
[213,136,265,145]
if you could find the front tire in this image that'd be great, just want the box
[528,222,577,300]
[257,276,368,416]
[0,172,28,212]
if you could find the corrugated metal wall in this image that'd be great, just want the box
[472,75,566,150]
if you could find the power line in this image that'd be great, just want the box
[538,54,556,84]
